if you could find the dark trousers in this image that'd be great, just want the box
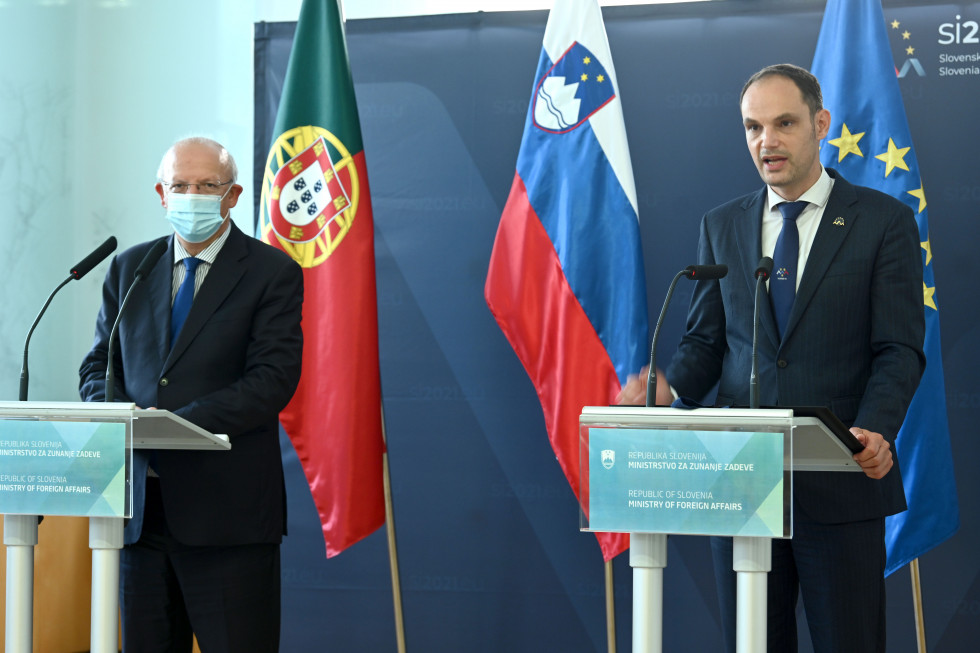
[711,500,886,653]
[119,477,281,653]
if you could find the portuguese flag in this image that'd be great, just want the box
[258,0,384,557]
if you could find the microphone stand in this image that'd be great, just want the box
[19,236,117,401]
[750,257,773,410]
[19,278,72,401]
[646,264,728,407]
[105,283,143,404]
[105,239,168,403]
[646,269,688,407]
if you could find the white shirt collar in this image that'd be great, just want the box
[765,168,834,214]
[172,222,232,266]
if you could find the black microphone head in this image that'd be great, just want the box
[684,264,728,280]
[69,236,117,280]
[134,240,169,281]
[755,256,774,280]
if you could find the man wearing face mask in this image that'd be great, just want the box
[79,136,304,653]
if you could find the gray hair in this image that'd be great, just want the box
[156,136,238,182]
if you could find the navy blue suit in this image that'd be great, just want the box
[79,222,303,652]
[666,169,924,651]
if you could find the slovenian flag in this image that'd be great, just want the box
[812,0,959,576]
[485,0,649,561]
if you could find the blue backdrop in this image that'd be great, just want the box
[254,1,979,650]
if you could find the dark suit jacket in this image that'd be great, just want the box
[79,222,303,546]
[666,169,925,524]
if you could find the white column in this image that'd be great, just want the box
[89,516,124,653]
[4,514,38,653]
[630,532,667,653]
[733,535,771,653]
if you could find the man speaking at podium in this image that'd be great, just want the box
[78,137,303,652]
[619,65,924,651]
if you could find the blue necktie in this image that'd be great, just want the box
[771,201,808,339]
[171,257,202,346]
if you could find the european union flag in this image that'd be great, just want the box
[812,0,959,577]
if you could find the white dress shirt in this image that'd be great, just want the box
[762,168,835,291]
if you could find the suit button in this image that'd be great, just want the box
[777,359,788,368]
[159,378,169,387]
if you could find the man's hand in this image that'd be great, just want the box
[616,366,673,406]
[850,427,893,479]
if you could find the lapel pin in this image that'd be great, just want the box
[833,216,845,226]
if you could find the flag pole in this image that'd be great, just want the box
[910,559,927,653]
[605,560,617,652]
[380,404,407,652]
[342,0,405,641]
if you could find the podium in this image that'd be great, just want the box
[579,406,862,653]
[0,401,230,653]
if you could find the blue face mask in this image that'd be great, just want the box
[165,189,229,243]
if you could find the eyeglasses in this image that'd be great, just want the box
[162,180,233,195]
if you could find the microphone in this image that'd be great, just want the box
[105,240,168,402]
[683,264,728,281]
[750,257,774,409]
[133,240,168,280]
[70,236,118,280]
[646,263,729,407]
[19,236,118,401]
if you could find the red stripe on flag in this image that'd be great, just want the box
[279,151,385,558]
[486,173,629,561]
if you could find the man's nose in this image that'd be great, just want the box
[760,127,778,149]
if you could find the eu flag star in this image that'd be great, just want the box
[908,187,927,214]
[923,282,937,310]
[875,138,911,177]
[828,123,865,162]
[921,237,932,265]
